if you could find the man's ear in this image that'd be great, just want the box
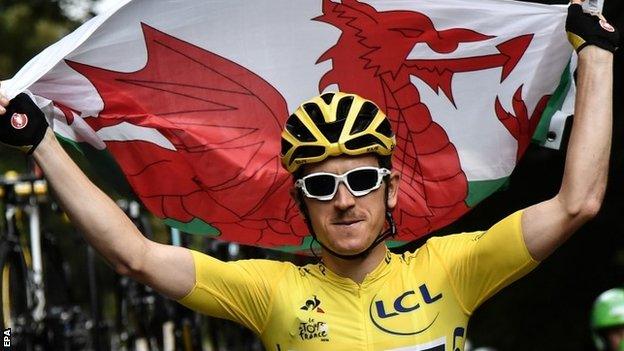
[290,186,308,220]
[386,171,400,210]
[289,186,300,205]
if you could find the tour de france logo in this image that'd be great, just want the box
[297,296,330,342]
[298,318,329,342]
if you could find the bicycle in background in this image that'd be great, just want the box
[0,171,91,350]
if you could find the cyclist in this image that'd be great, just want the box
[591,288,624,351]
[0,2,618,350]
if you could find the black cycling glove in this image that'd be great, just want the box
[0,93,49,154]
[566,4,620,53]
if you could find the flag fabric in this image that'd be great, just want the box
[2,0,574,252]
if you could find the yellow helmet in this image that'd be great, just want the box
[280,92,396,173]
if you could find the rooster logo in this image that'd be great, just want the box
[61,0,548,249]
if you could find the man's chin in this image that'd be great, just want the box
[318,225,380,256]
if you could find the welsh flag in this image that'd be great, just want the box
[2,0,575,251]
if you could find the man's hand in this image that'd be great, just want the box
[0,91,49,154]
[0,93,7,114]
[566,1,620,53]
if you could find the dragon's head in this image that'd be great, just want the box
[316,0,492,79]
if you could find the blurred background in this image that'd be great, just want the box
[0,0,621,350]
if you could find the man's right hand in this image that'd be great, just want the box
[0,92,49,154]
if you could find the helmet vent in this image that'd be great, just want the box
[286,114,317,142]
[290,146,326,165]
[375,118,393,137]
[320,93,335,104]
[336,96,354,120]
[303,103,326,125]
[350,101,378,135]
[318,119,346,143]
[344,134,385,151]
[280,138,293,156]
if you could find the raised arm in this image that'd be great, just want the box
[0,92,195,299]
[521,2,619,261]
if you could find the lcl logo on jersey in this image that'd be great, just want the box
[369,284,442,335]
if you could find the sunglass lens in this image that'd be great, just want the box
[305,174,336,197]
[347,169,378,192]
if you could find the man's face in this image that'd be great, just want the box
[296,155,399,256]
[605,326,624,351]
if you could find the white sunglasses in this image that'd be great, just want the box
[295,166,391,201]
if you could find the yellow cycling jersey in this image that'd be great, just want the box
[178,210,538,351]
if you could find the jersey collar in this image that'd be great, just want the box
[317,249,395,290]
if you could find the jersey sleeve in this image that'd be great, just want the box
[176,250,290,335]
[428,210,539,314]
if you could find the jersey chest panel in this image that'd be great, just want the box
[262,257,469,351]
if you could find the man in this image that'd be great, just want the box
[0,2,618,350]
[591,288,624,351]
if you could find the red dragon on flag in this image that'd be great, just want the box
[53,0,550,249]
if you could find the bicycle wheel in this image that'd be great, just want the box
[174,305,206,351]
[39,231,94,350]
[0,241,33,350]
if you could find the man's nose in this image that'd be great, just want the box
[333,182,355,210]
